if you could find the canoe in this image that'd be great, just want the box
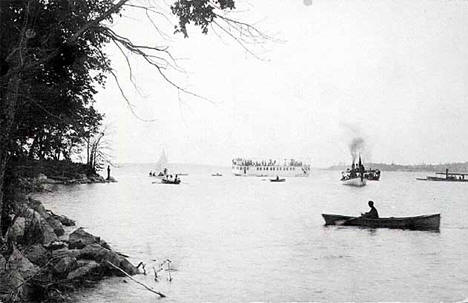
[322,213,440,231]
[270,178,286,182]
[341,177,366,187]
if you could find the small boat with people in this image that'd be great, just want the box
[322,213,440,231]
[270,176,286,182]
[161,174,181,184]
[416,169,468,182]
[322,200,440,230]
[364,169,381,181]
[211,173,223,177]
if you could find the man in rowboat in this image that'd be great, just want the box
[361,201,379,219]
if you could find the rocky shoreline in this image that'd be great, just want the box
[0,188,139,302]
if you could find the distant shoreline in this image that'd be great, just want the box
[325,162,468,172]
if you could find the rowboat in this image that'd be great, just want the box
[161,178,180,185]
[270,178,286,182]
[322,213,440,230]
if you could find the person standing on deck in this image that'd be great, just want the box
[361,201,379,219]
[107,165,111,181]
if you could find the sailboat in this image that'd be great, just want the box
[150,150,168,178]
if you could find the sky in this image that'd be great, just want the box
[95,0,468,167]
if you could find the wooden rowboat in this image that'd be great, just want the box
[322,213,440,231]
[270,178,286,182]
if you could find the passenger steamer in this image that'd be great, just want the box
[232,158,311,177]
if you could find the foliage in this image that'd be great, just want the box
[0,0,263,233]
[171,0,235,37]
[0,0,114,162]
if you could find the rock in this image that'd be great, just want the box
[89,174,106,183]
[67,260,101,280]
[77,244,137,276]
[46,210,76,226]
[53,256,77,277]
[46,216,65,236]
[69,228,99,249]
[100,240,111,250]
[51,248,79,259]
[27,198,50,219]
[8,246,39,280]
[55,214,75,227]
[24,244,49,266]
[77,244,117,262]
[23,208,58,245]
[44,240,67,250]
[0,270,25,299]
[6,216,26,243]
[118,258,139,276]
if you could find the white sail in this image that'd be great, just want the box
[155,150,168,172]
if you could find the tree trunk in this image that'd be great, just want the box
[0,73,21,234]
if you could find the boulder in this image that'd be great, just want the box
[53,256,78,277]
[77,244,118,263]
[27,198,49,219]
[67,260,101,280]
[54,214,75,227]
[6,216,26,243]
[77,244,137,276]
[8,246,39,280]
[24,244,49,266]
[51,248,79,259]
[99,240,111,250]
[23,208,58,245]
[69,228,99,249]
[46,216,65,236]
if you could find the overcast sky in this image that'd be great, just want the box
[95,0,468,167]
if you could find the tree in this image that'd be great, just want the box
[86,125,113,173]
[0,0,264,233]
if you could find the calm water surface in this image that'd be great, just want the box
[35,165,468,302]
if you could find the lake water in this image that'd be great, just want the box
[35,165,468,302]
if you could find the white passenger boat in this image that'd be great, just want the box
[232,158,310,177]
